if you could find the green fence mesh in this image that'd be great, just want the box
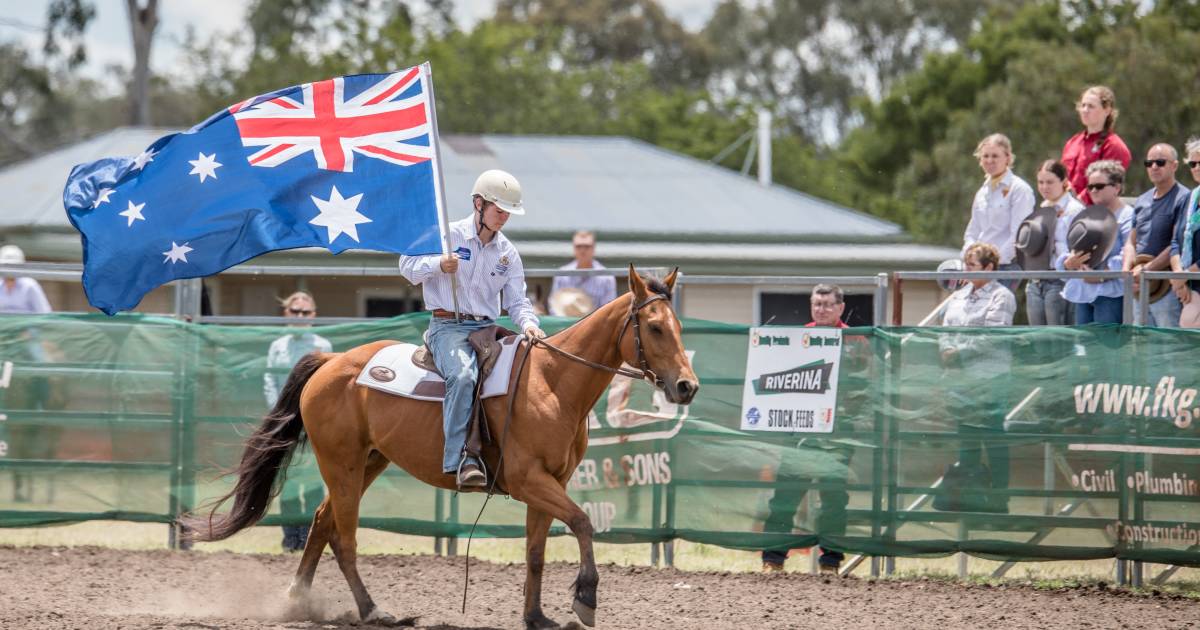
[0,313,1197,566]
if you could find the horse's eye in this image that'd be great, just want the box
[650,324,664,335]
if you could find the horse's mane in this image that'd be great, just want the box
[642,275,672,300]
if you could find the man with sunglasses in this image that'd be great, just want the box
[1122,144,1190,326]
[399,169,545,489]
[263,291,331,551]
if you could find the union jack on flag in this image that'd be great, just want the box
[230,66,434,172]
[63,63,446,315]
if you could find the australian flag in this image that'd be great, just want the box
[62,63,445,315]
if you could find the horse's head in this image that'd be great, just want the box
[619,266,699,405]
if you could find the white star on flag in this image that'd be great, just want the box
[310,186,371,243]
[119,200,146,227]
[133,148,158,170]
[162,241,193,264]
[188,152,222,182]
[92,188,114,209]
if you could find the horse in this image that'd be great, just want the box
[183,266,699,629]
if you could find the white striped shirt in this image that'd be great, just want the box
[399,216,540,331]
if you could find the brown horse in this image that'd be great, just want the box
[184,266,698,629]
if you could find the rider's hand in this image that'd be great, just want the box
[440,253,459,273]
[524,326,546,340]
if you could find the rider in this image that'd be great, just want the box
[399,169,546,489]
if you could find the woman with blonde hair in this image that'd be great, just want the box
[1061,85,1132,204]
[263,291,331,551]
[962,133,1035,291]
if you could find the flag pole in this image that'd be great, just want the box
[421,62,461,323]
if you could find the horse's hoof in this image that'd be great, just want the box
[572,598,596,627]
[524,612,560,629]
[362,608,418,627]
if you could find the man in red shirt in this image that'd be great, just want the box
[762,284,856,575]
[1061,86,1132,204]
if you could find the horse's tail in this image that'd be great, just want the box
[181,351,333,542]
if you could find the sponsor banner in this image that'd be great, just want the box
[740,327,840,432]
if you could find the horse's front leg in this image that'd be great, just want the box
[522,507,557,629]
[516,470,598,628]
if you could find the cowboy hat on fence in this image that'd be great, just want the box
[1132,253,1171,302]
[1015,207,1056,272]
[1066,204,1119,268]
[548,287,595,317]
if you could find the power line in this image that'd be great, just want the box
[0,17,44,33]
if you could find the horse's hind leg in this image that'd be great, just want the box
[319,451,400,624]
[517,470,599,628]
[289,450,390,600]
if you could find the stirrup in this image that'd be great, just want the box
[456,456,488,489]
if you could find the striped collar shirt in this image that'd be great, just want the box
[399,216,540,332]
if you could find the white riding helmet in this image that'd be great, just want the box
[0,244,25,265]
[471,169,526,215]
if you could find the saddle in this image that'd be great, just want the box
[414,325,520,483]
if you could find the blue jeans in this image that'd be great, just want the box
[1075,296,1123,325]
[1147,291,1183,327]
[427,317,494,473]
[1025,279,1068,325]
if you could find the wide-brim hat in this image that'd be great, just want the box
[936,258,965,292]
[1133,253,1171,302]
[1015,206,1056,271]
[548,287,595,317]
[1066,204,1118,268]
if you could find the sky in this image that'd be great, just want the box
[1,0,722,81]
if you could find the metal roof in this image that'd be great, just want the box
[0,127,901,242]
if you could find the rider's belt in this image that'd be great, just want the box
[432,309,491,322]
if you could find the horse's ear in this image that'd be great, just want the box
[627,264,648,299]
[664,267,679,290]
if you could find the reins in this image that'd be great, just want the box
[460,291,671,613]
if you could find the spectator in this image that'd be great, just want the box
[1062,86,1132,204]
[1026,160,1085,325]
[762,284,857,575]
[1123,143,1190,326]
[551,230,616,315]
[1058,161,1135,325]
[264,291,331,552]
[1171,137,1200,328]
[0,245,51,315]
[0,244,56,503]
[936,243,1016,513]
[962,134,1035,291]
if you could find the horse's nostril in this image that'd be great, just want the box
[677,380,694,397]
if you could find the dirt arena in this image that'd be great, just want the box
[0,546,1196,629]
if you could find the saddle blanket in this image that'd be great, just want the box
[355,337,521,402]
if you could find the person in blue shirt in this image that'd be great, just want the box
[264,291,331,552]
[1170,137,1200,328]
[1122,143,1190,326]
[1058,161,1135,324]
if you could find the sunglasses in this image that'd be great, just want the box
[1144,159,1170,168]
[1085,182,1112,192]
[288,308,315,316]
[1189,161,1200,169]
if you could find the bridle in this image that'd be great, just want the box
[530,293,671,388]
